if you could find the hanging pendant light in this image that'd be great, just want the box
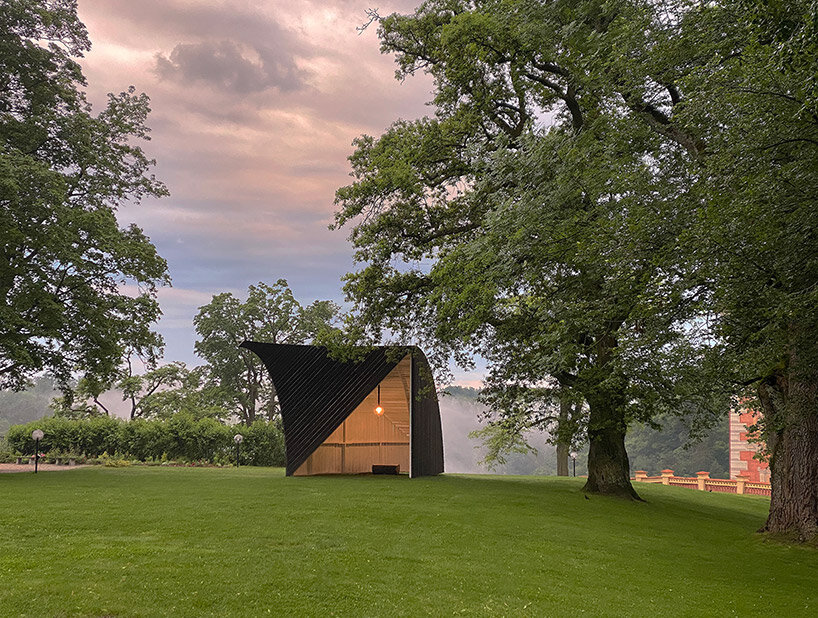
[374,384,384,416]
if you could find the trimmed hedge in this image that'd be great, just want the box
[5,416,285,466]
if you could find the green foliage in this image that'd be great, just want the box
[99,452,131,467]
[649,0,818,537]
[0,0,169,393]
[194,280,339,424]
[469,419,537,471]
[49,374,112,418]
[5,416,285,465]
[7,414,121,456]
[0,433,11,461]
[117,361,229,421]
[118,418,173,460]
[47,360,233,422]
[237,419,286,466]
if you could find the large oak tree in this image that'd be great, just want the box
[672,0,818,540]
[1,0,169,393]
[334,0,717,499]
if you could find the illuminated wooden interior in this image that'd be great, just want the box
[294,354,411,475]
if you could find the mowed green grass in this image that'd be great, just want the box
[1,468,816,617]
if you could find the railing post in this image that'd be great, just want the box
[736,474,749,495]
[696,471,710,491]
[661,469,674,486]
[634,470,647,482]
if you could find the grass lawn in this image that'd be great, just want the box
[1,468,816,616]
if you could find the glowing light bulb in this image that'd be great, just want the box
[374,383,384,415]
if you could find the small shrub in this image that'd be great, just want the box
[241,420,286,466]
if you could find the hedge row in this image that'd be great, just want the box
[5,416,285,466]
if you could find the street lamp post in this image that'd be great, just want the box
[570,451,578,477]
[32,429,44,474]
[233,434,243,468]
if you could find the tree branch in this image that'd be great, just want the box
[620,91,705,157]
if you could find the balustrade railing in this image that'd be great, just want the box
[633,469,770,497]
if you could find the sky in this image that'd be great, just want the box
[75,0,485,387]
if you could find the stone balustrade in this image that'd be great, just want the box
[633,469,770,497]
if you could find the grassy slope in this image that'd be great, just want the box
[1,468,815,617]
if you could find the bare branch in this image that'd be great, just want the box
[357,8,382,35]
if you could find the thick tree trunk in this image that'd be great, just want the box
[758,333,818,542]
[582,394,640,500]
[580,333,640,499]
[761,413,818,541]
[557,442,569,476]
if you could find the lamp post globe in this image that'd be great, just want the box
[233,434,243,467]
[32,429,44,473]
[570,451,578,477]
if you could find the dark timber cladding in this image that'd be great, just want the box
[240,342,444,477]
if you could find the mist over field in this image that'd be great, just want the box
[439,387,557,475]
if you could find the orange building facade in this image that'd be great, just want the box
[729,409,770,482]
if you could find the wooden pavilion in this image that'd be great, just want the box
[240,342,444,477]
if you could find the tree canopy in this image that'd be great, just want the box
[335,0,720,499]
[335,0,818,537]
[194,280,339,425]
[0,0,169,393]
[678,0,818,540]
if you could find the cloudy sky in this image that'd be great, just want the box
[76,1,483,385]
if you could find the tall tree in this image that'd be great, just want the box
[334,0,718,499]
[194,280,339,425]
[0,0,169,393]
